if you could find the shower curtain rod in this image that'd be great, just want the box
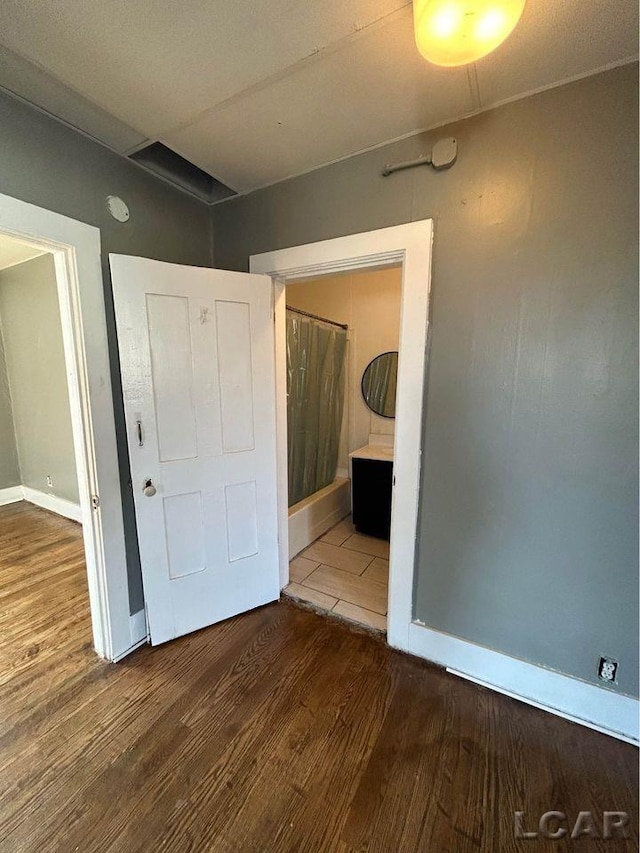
[286,305,348,330]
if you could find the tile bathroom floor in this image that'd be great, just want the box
[284,515,389,632]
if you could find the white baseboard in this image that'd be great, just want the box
[0,484,82,521]
[408,621,639,745]
[0,486,24,506]
[21,486,82,523]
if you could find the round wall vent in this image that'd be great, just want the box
[106,195,130,223]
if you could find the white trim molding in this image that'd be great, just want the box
[251,221,434,651]
[21,486,82,523]
[1,485,82,522]
[0,486,23,506]
[409,622,639,745]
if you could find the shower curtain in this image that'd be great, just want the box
[286,310,347,507]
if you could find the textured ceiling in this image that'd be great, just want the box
[0,0,637,196]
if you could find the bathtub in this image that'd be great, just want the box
[288,477,351,560]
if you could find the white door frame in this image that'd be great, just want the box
[0,192,139,661]
[250,220,434,652]
[252,221,640,746]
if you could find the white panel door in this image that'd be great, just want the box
[109,255,279,645]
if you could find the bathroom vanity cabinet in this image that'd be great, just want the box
[349,444,394,540]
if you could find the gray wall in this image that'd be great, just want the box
[0,88,212,613]
[0,317,20,490]
[0,254,78,503]
[213,64,639,696]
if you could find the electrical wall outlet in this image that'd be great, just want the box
[46,475,53,488]
[598,656,618,684]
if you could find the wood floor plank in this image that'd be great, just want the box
[165,617,362,852]
[106,609,343,853]
[31,607,321,853]
[267,633,401,852]
[0,502,637,852]
[341,657,453,851]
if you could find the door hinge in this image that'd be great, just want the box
[91,494,100,510]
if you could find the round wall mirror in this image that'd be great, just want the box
[361,351,398,418]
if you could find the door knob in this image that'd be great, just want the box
[143,479,157,497]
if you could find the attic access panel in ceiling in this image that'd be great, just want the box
[129,142,236,204]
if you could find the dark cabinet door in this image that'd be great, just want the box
[351,458,393,540]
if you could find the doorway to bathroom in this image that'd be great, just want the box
[250,220,434,652]
[282,265,402,632]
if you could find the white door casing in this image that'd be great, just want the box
[0,192,131,661]
[252,224,639,745]
[110,255,280,645]
[250,220,435,652]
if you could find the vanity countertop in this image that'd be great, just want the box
[349,444,394,462]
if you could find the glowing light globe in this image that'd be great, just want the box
[413,0,526,66]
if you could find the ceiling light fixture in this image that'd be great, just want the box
[412,0,526,66]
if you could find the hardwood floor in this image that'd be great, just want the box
[0,502,637,851]
[0,501,93,692]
